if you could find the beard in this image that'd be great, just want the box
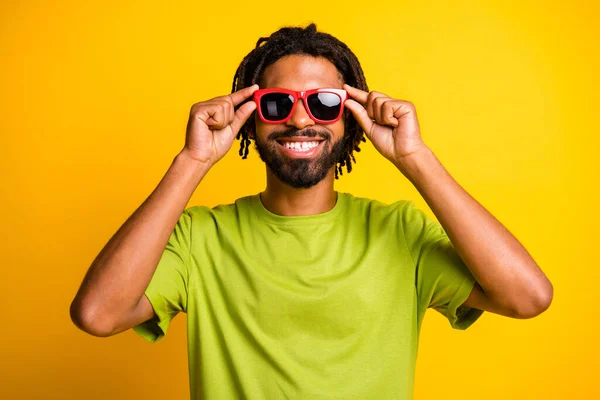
[253,127,347,189]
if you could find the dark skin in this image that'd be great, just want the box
[72,53,552,338]
[251,54,346,216]
[252,54,552,319]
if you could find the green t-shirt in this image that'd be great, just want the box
[133,192,483,399]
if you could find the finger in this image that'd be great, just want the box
[211,100,235,126]
[343,84,369,106]
[344,99,375,140]
[382,100,399,127]
[373,96,384,124]
[373,96,393,126]
[230,100,257,134]
[226,100,235,125]
[229,84,259,106]
[204,104,229,130]
[366,91,389,120]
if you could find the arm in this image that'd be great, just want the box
[70,85,258,337]
[343,84,553,319]
[70,152,210,337]
[398,147,553,319]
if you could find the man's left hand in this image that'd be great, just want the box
[344,84,429,167]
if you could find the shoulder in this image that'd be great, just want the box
[184,195,256,225]
[342,192,415,220]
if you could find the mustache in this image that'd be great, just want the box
[267,128,331,141]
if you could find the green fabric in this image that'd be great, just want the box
[133,192,483,399]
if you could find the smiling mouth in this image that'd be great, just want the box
[274,138,326,157]
[277,140,322,152]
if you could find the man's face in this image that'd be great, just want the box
[252,55,346,189]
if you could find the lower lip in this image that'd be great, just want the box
[277,141,325,158]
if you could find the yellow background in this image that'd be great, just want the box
[1,0,597,398]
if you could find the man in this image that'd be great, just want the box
[70,24,553,399]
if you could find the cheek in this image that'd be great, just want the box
[254,118,280,142]
[253,115,268,139]
[330,118,345,140]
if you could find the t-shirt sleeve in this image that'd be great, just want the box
[401,201,484,330]
[132,209,192,342]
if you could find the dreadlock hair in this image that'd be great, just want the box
[231,23,369,179]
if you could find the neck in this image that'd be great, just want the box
[260,168,337,216]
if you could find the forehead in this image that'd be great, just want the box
[260,55,343,91]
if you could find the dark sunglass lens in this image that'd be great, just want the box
[307,93,341,121]
[260,93,295,121]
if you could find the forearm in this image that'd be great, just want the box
[396,147,552,314]
[71,150,210,332]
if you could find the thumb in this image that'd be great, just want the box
[230,100,257,135]
[345,99,374,140]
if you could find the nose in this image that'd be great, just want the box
[285,99,315,129]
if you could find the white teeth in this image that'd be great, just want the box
[282,141,320,152]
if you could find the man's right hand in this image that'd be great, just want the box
[181,84,258,167]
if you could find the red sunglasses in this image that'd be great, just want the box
[253,88,348,124]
